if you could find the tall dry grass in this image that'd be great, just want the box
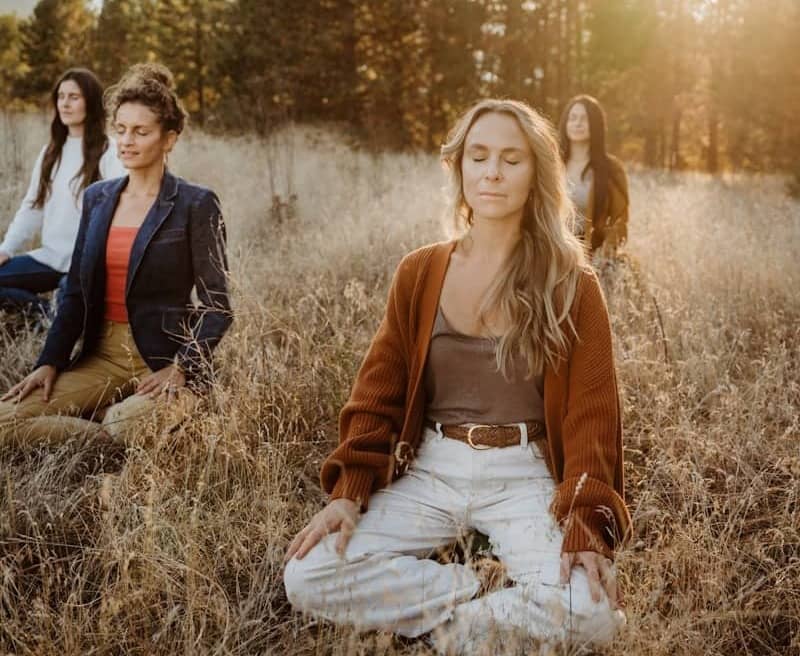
[0,113,798,655]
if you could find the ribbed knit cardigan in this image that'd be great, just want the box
[321,240,631,558]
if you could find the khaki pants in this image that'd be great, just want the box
[0,321,186,447]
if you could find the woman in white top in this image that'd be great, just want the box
[0,68,124,316]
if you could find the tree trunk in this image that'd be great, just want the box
[670,108,682,170]
[574,0,583,90]
[540,1,550,109]
[706,0,724,173]
[195,17,205,127]
[565,0,575,97]
[555,0,566,107]
[644,125,658,167]
[707,103,719,173]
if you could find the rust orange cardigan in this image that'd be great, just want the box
[321,241,631,558]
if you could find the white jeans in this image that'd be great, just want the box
[284,427,624,652]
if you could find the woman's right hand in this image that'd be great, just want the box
[0,251,10,267]
[284,498,361,562]
[1,365,58,403]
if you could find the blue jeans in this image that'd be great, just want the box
[0,255,66,316]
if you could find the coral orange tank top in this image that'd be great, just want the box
[104,226,139,323]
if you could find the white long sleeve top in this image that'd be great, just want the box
[0,136,126,272]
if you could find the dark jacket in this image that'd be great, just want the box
[586,154,629,253]
[36,171,233,385]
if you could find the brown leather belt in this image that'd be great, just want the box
[423,418,545,450]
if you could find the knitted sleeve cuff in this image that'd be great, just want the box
[560,505,617,559]
[330,466,376,511]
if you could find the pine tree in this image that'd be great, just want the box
[354,0,436,148]
[91,0,151,87]
[0,15,25,106]
[218,0,358,133]
[422,0,485,147]
[16,0,95,101]
[145,0,228,127]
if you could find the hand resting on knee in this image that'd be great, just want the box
[284,498,360,562]
[2,365,58,403]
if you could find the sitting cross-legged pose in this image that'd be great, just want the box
[283,99,632,654]
[0,63,232,447]
[0,68,125,317]
[559,94,629,258]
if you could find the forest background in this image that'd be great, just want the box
[1,1,799,655]
[1,0,799,182]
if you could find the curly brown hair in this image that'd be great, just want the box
[105,63,187,134]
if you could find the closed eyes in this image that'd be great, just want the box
[471,157,520,165]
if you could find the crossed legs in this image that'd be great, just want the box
[284,429,624,651]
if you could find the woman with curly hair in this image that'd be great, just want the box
[284,99,631,653]
[0,63,232,447]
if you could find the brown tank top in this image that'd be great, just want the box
[423,305,545,426]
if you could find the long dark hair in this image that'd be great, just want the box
[558,94,610,222]
[33,68,108,209]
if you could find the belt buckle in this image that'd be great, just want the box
[466,424,493,450]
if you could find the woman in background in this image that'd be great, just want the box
[284,99,630,654]
[559,94,629,257]
[0,68,124,317]
[0,63,232,447]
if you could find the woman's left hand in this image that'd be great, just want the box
[560,551,619,609]
[136,364,186,401]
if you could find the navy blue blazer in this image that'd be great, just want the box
[36,170,233,385]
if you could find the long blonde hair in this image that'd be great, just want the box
[441,98,586,378]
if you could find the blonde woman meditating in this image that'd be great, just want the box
[284,99,631,653]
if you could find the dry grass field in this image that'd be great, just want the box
[0,113,798,655]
